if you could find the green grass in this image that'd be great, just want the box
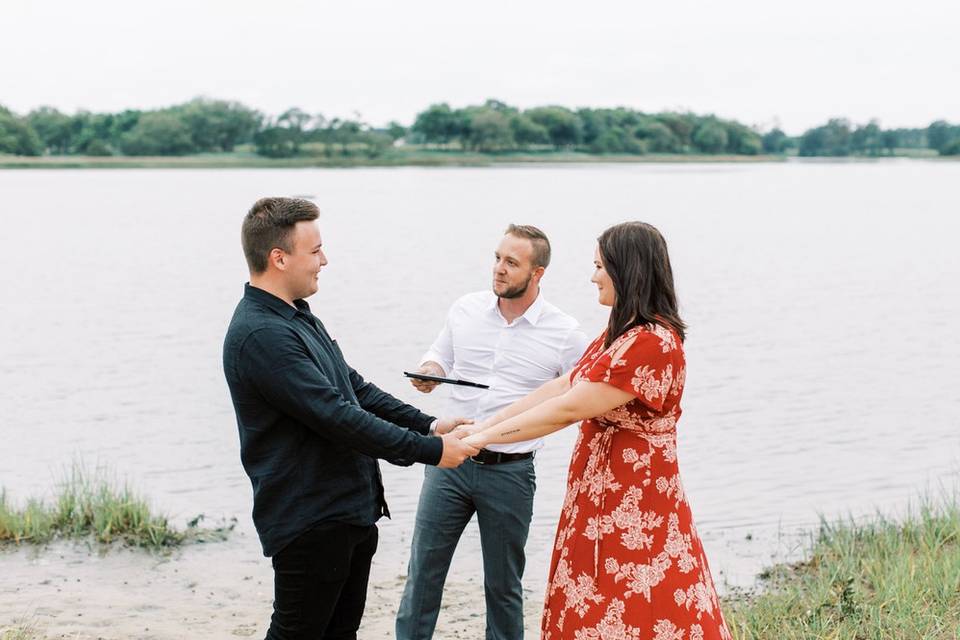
[724,493,960,639]
[0,463,233,550]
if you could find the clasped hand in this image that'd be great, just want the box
[435,417,487,468]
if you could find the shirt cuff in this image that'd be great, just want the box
[428,419,439,434]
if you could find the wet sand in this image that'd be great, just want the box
[0,534,544,639]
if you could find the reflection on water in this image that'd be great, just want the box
[1,160,958,593]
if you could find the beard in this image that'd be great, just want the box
[495,274,532,299]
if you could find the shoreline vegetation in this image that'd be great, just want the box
[0,149,791,169]
[2,98,959,168]
[724,492,960,639]
[0,464,233,550]
[2,490,957,639]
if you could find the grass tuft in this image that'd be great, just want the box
[0,619,43,640]
[724,491,960,639]
[0,463,233,550]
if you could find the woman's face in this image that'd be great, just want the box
[591,244,616,307]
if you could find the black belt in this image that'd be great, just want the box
[469,449,534,465]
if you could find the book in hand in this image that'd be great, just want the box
[403,371,490,389]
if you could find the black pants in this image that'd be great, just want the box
[265,522,379,640]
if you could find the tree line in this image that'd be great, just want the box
[1,97,957,158]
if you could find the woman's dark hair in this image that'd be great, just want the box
[599,221,687,347]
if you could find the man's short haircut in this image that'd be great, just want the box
[242,197,320,273]
[505,223,551,269]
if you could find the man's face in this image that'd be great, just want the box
[281,220,327,299]
[492,234,539,299]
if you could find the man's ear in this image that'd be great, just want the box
[268,247,286,271]
[532,266,546,282]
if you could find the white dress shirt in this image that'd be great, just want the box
[421,290,590,454]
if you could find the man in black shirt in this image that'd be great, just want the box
[223,197,478,640]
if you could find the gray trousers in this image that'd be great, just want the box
[396,457,536,640]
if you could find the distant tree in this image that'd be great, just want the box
[480,99,516,114]
[927,120,959,154]
[465,109,515,151]
[277,107,312,133]
[71,111,129,155]
[525,107,583,148]
[655,113,695,149]
[0,106,43,156]
[176,98,261,152]
[892,128,925,149]
[119,112,195,155]
[412,103,468,145]
[851,121,882,156]
[942,139,960,156]
[509,114,550,146]
[762,128,788,153]
[254,126,299,158]
[881,129,900,155]
[328,119,363,156]
[590,127,644,154]
[634,121,679,153]
[576,108,641,151]
[386,121,407,141]
[799,119,852,156]
[692,121,728,153]
[360,130,393,158]
[722,122,762,155]
[27,107,74,154]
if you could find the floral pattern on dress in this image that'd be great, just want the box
[541,325,732,640]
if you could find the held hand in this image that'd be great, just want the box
[462,432,487,450]
[437,432,480,468]
[410,362,445,394]
[434,416,473,435]
[449,422,481,437]
[452,417,491,438]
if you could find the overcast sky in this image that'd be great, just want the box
[3,0,957,134]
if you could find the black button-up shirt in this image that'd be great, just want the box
[223,284,443,557]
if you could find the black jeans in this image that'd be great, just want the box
[265,522,379,640]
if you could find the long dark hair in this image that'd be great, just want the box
[599,221,687,347]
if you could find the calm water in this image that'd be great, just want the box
[1,160,958,592]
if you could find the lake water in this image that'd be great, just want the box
[2,160,959,603]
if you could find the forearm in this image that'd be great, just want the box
[477,374,569,431]
[465,379,636,449]
[350,367,434,433]
[468,395,578,447]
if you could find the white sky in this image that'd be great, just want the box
[3,0,958,134]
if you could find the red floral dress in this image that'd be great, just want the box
[541,324,731,640]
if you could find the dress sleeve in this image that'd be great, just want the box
[581,325,678,412]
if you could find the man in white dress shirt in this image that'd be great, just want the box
[396,225,590,640]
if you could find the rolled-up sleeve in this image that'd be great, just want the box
[239,327,443,465]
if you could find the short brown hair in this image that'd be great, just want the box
[242,197,319,273]
[505,224,551,268]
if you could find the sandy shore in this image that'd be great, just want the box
[0,532,544,639]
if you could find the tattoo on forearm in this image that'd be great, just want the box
[500,428,520,436]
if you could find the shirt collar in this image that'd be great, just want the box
[489,290,546,326]
[244,283,309,320]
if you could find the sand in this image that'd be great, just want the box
[0,532,544,639]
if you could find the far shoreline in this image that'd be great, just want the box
[1,151,791,170]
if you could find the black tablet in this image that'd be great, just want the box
[403,371,490,389]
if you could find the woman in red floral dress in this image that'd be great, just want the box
[464,222,731,640]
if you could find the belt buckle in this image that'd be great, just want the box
[471,448,492,465]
